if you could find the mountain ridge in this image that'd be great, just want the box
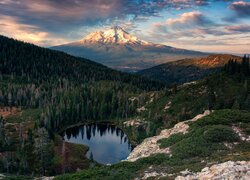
[138,54,242,84]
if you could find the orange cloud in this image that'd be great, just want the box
[0,15,68,46]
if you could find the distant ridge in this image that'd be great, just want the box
[137,54,242,84]
[51,26,208,72]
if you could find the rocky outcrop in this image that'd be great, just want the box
[126,110,211,162]
[141,171,167,180]
[176,161,250,180]
[136,106,147,113]
[0,174,5,180]
[232,125,250,142]
[123,118,145,127]
[164,101,171,111]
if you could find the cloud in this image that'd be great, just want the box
[143,31,250,53]
[225,25,250,32]
[166,11,215,29]
[224,1,250,22]
[148,11,217,37]
[0,0,211,45]
[0,0,229,36]
[230,1,250,17]
[138,9,250,54]
[0,15,68,46]
[0,0,123,33]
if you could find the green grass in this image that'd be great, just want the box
[55,154,168,180]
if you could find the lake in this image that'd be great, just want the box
[63,123,133,164]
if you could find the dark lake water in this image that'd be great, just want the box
[63,123,133,164]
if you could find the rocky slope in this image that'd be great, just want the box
[138,54,242,84]
[138,161,250,180]
[51,26,207,72]
[176,161,250,180]
[126,110,211,162]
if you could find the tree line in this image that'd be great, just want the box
[224,55,250,76]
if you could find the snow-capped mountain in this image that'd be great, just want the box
[52,26,208,72]
[82,26,148,45]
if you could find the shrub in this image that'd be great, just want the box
[158,133,185,148]
[191,109,250,128]
[204,125,239,143]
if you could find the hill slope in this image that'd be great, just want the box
[137,54,242,84]
[51,26,207,72]
[0,35,164,90]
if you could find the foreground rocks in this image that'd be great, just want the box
[126,110,211,162]
[0,174,4,180]
[138,161,250,179]
[232,125,250,142]
[176,161,250,180]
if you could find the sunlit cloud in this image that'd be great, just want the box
[165,11,215,29]
[0,15,68,46]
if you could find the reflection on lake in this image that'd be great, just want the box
[62,123,132,164]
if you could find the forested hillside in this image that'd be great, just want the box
[0,35,165,175]
[124,57,250,143]
[0,35,165,129]
[56,56,250,180]
[0,35,164,90]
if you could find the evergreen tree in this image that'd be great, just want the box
[34,128,52,176]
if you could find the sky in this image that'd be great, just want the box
[0,0,250,53]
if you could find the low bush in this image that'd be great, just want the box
[204,125,239,143]
[158,133,185,148]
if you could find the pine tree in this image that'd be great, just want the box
[0,116,7,151]
[34,128,52,176]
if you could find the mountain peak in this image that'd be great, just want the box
[82,26,148,45]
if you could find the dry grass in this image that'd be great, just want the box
[0,106,21,118]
